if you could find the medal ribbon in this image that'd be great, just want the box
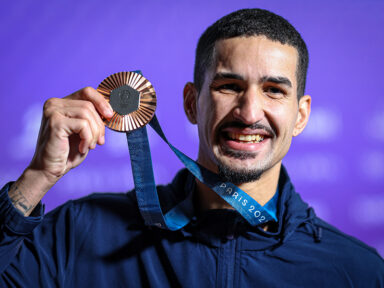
[124,71,278,231]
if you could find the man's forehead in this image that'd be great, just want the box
[209,36,299,85]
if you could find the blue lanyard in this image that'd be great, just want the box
[125,71,278,231]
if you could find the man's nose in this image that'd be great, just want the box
[232,87,264,125]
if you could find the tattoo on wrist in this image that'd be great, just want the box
[9,184,33,214]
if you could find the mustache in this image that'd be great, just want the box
[219,121,276,137]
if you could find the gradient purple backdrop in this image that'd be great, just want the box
[0,0,383,256]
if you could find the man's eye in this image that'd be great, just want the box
[217,84,242,92]
[266,87,283,94]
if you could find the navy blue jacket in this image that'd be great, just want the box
[1,168,383,287]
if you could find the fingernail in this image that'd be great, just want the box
[81,145,88,154]
[98,135,105,145]
[105,104,114,117]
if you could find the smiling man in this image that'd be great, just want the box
[0,8,383,288]
[185,33,311,212]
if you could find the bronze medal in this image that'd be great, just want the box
[97,71,157,132]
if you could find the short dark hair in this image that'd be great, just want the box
[194,8,309,98]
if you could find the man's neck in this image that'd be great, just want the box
[195,162,282,211]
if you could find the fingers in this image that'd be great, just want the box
[47,110,94,154]
[66,87,114,120]
[44,95,108,152]
[58,100,106,146]
[31,87,114,182]
[62,105,105,148]
[63,118,94,154]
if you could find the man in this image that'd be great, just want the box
[0,8,383,287]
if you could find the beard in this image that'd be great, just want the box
[216,146,265,184]
[213,121,276,184]
[218,163,264,184]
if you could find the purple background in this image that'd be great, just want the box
[0,1,383,256]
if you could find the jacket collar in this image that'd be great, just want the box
[169,165,316,250]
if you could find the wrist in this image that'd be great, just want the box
[24,165,61,188]
[9,168,57,216]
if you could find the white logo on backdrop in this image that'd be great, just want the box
[284,153,341,182]
[300,107,342,141]
[366,109,384,142]
[9,103,42,160]
[351,196,384,226]
[361,151,384,182]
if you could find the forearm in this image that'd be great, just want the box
[8,168,56,217]
[0,181,76,285]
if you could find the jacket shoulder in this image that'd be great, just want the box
[314,217,384,278]
[315,217,381,257]
[72,190,141,222]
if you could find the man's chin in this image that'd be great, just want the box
[216,152,267,184]
[217,163,264,184]
[214,145,271,183]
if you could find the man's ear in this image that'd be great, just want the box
[183,82,198,124]
[293,95,311,137]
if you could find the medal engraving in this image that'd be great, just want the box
[97,71,157,132]
[110,85,140,115]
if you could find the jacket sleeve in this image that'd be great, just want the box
[0,182,85,287]
[0,182,44,270]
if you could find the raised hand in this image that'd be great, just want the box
[8,87,113,216]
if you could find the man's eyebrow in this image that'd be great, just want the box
[212,73,293,88]
[261,76,292,88]
[212,72,244,81]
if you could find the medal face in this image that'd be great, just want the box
[97,71,157,132]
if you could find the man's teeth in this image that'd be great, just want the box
[228,132,264,143]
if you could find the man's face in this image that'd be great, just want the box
[186,36,310,183]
